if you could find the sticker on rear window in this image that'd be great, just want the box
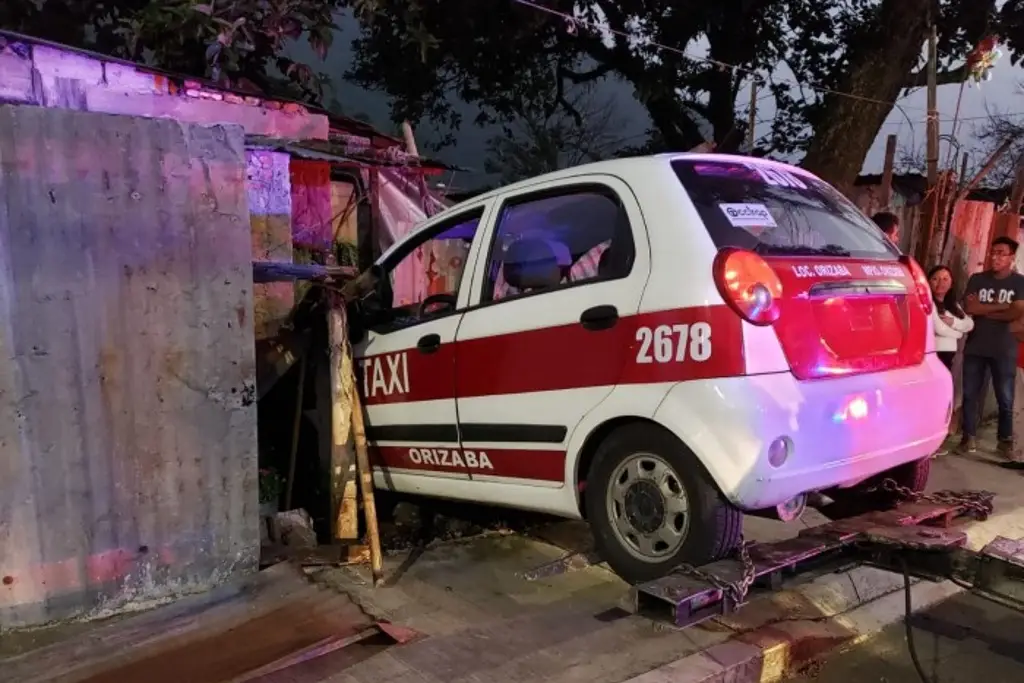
[719,203,777,228]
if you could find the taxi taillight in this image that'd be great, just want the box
[712,248,783,326]
[900,255,933,315]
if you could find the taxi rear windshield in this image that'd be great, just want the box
[671,159,897,259]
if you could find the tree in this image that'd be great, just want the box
[344,0,1014,191]
[7,0,1021,192]
[484,87,629,183]
[0,0,340,102]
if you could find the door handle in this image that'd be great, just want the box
[579,305,619,331]
[417,333,442,354]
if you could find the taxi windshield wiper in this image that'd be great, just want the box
[754,243,852,257]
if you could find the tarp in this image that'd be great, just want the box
[374,168,467,307]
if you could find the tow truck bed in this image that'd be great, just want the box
[627,494,1001,628]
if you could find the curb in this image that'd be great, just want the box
[622,567,963,683]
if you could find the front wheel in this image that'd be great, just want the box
[585,424,742,584]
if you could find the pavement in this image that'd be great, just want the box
[311,422,1024,683]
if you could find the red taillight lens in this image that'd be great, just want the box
[712,248,783,326]
[900,255,933,314]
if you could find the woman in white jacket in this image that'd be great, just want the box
[928,265,974,369]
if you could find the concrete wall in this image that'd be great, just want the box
[0,106,259,629]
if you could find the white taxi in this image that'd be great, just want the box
[350,154,951,584]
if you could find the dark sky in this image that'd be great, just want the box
[289,11,651,190]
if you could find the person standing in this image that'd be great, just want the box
[929,265,973,370]
[959,236,1024,455]
[872,211,901,245]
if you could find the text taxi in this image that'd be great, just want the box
[349,154,951,584]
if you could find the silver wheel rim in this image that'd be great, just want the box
[605,452,690,563]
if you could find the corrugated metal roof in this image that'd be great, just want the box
[0,29,406,146]
[246,135,467,172]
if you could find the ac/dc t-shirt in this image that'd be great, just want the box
[962,270,1024,359]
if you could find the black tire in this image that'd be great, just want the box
[584,423,742,584]
[820,456,932,520]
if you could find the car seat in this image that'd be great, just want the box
[502,238,564,294]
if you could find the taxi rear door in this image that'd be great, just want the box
[453,176,651,489]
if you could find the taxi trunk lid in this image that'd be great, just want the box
[765,257,927,380]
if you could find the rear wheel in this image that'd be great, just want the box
[585,424,742,584]
[820,456,932,519]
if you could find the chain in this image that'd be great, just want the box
[877,478,995,520]
[666,482,992,612]
[672,535,758,608]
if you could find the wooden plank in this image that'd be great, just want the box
[226,627,382,682]
[252,260,357,284]
[880,134,897,208]
[328,300,359,540]
[350,386,384,583]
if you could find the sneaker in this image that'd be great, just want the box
[957,437,977,454]
[998,440,1016,458]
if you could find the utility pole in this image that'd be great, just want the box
[917,20,941,266]
[926,23,939,187]
[746,80,757,153]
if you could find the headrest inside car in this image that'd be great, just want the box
[502,238,564,292]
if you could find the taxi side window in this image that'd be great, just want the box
[482,187,635,304]
[371,209,482,333]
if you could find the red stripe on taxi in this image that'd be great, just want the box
[371,445,566,482]
[358,305,745,406]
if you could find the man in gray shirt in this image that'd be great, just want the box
[960,236,1024,455]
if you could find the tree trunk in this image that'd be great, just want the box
[643,92,710,151]
[800,0,933,194]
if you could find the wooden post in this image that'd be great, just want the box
[880,134,897,209]
[746,80,758,153]
[956,138,1014,205]
[401,121,420,157]
[1009,163,1024,216]
[328,299,359,540]
[283,354,307,511]
[349,382,384,584]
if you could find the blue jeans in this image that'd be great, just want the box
[961,354,1017,441]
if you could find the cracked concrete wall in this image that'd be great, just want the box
[0,106,259,629]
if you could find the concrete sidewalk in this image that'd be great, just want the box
[318,424,1024,683]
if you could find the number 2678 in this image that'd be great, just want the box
[635,323,712,364]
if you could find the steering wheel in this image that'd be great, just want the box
[417,293,458,318]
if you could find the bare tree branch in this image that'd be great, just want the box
[485,85,630,184]
[905,64,969,88]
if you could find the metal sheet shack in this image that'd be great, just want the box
[0,31,453,629]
